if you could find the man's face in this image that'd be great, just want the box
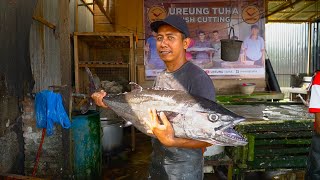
[251,28,259,36]
[199,33,205,41]
[155,25,189,63]
[212,32,219,40]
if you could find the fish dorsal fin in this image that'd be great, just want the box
[129,82,143,92]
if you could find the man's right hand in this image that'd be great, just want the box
[91,90,108,108]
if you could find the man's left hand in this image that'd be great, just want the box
[146,108,175,146]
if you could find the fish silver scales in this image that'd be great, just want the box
[103,87,247,146]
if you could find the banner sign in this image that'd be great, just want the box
[144,0,265,79]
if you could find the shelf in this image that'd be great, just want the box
[78,61,129,68]
[74,33,135,93]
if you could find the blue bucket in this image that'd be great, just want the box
[72,111,102,179]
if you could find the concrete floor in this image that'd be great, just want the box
[102,131,151,180]
[102,130,227,180]
[101,129,305,180]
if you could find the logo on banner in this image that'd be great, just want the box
[242,5,260,24]
[147,6,167,22]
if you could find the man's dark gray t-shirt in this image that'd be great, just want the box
[149,61,215,180]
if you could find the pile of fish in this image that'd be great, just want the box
[103,83,247,146]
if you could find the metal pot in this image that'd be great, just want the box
[101,120,123,153]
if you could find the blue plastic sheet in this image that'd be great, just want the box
[35,90,71,136]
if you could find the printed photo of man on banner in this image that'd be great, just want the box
[144,0,265,79]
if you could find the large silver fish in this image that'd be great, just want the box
[102,83,247,146]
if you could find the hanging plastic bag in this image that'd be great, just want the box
[35,90,71,136]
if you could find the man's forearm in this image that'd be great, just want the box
[165,137,212,148]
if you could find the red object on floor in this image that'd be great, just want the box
[32,128,46,177]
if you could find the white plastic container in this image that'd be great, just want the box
[239,83,256,95]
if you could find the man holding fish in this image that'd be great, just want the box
[93,15,216,179]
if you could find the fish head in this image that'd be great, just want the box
[206,110,247,146]
[184,107,247,146]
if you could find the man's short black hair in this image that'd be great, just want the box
[198,30,205,35]
[251,24,259,29]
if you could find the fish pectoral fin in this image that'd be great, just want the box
[157,111,183,123]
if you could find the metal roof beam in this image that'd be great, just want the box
[267,19,312,22]
[266,0,304,18]
[308,13,320,21]
[286,1,318,20]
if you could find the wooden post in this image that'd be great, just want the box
[227,164,233,180]
[58,0,72,175]
[74,0,78,32]
[129,33,136,151]
[79,0,94,15]
[32,16,56,30]
[74,35,79,93]
[247,134,255,162]
[307,22,312,74]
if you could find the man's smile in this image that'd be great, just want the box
[159,50,172,54]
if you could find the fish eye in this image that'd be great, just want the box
[208,114,219,122]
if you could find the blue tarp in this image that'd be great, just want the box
[35,90,71,136]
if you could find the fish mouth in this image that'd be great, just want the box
[213,117,247,146]
[217,128,247,146]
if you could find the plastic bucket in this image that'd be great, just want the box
[220,39,243,61]
[220,27,243,61]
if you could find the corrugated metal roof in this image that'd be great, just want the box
[265,23,309,87]
[267,0,320,23]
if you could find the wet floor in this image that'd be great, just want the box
[101,128,305,180]
[102,130,151,180]
[101,129,226,180]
